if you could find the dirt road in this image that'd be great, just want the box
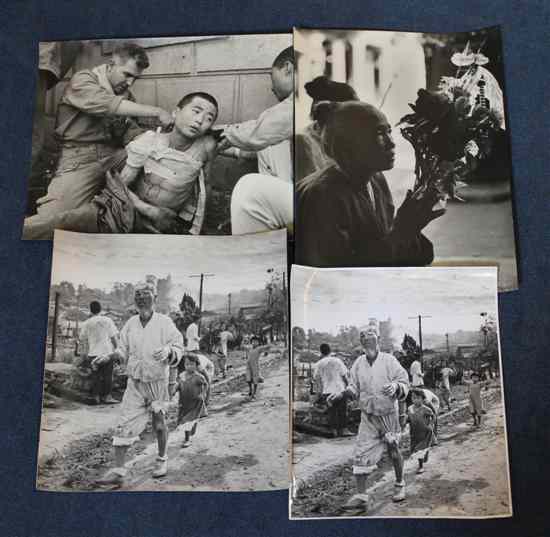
[291,385,512,518]
[37,355,289,492]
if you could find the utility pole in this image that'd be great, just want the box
[408,314,432,356]
[445,333,450,354]
[189,273,214,334]
[227,293,231,315]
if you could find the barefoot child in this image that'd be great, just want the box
[408,389,436,474]
[245,337,270,399]
[176,354,208,448]
[468,373,485,427]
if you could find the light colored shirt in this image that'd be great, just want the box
[313,355,348,395]
[410,360,424,386]
[441,367,454,390]
[79,314,118,357]
[186,322,200,351]
[119,312,184,382]
[348,352,409,415]
[223,96,293,152]
[55,64,129,144]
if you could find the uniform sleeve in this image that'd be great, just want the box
[223,97,292,151]
[62,70,124,116]
[125,131,157,169]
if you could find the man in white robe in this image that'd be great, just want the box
[330,322,409,509]
[98,280,184,486]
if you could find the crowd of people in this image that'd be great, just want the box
[75,279,274,487]
[308,320,493,511]
[23,42,294,239]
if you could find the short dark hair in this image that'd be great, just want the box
[113,42,150,70]
[90,301,101,314]
[177,92,219,118]
[411,388,426,400]
[320,343,331,355]
[272,46,294,68]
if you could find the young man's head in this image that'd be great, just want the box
[271,46,294,102]
[320,343,331,356]
[185,353,200,372]
[134,281,156,316]
[251,336,261,348]
[411,389,426,407]
[90,300,101,315]
[173,92,219,139]
[107,43,149,95]
[471,373,480,383]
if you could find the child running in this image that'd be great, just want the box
[468,373,486,427]
[245,337,270,399]
[176,354,209,448]
[407,388,436,474]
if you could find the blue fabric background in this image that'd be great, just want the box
[0,0,549,535]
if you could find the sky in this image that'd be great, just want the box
[291,265,498,336]
[51,230,287,295]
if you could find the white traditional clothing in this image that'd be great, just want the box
[348,352,409,474]
[113,312,184,446]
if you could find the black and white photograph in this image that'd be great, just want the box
[294,27,518,291]
[290,265,512,518]
[37,229,289,492]
[22,34,293,240]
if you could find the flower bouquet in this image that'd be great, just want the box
[397,43,504,204]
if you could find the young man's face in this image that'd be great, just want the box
[108,56,143,95]
[271,61,293,102]
[411,393,424,407]
[174,97,217,139]
[185,360,198,372]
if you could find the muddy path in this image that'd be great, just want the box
[291,384,511,518]
[37,356,289,492]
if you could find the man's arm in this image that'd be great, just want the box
[63,71,172,126]
[220,97,292,152]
